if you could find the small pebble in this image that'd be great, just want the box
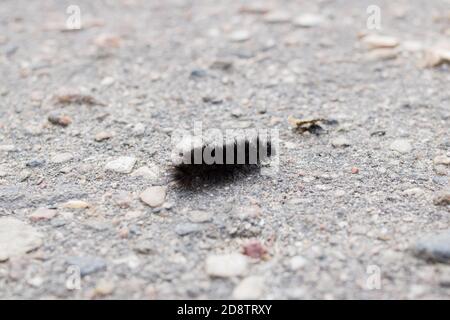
[205,253,248,277]
[434,165,448,176]
[66,256,107,276]
[94,33,122,48]
[232,276,265,299]
[140,186,167,207]
[132,123,146,136]
[60,166,72,174]
[29,208,57,222]
[230,108,243,118]
[188,210,213,223]
[95,131,114,142]
[402,40,423,52]
[289,255,308,271]
[20,170,31,181]
[362,35,399,49]
[210,60,233,71]
[100,77,115,87]
[105,156,137,174]
[48,112,72,127]
[124,211,144,220]
[94,279,115,296]
[293,13,324,28]
[118,227,129,239]
[63,200,90,209]
[27,277,44,288]
[237,205,262,220]
[239,4,271,14]
[132,165,160,182]
[351,167,359,174]
[133,241,154,255]
[202,95,223,104]
[433,190,450,206]
[26,159,45,168]
[366,48,398,61]
[403,187,425,198]
[421,47,450,68]
[175,223,203,236]
[190,69,207,78]
[0,145,16,152]
[434,155,450,166]
[331,137,351,148]
[0,217,43,262]
[51,218,66,228]
[432,176,448,186]
[263,10,291,23]
[413,230,450,263]
[50,153,73,164]
[242,240,267,259]
[113,191,133,209]
[229,30,251,42]
[390,139,412,154]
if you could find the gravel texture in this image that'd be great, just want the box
[0,0,449,299]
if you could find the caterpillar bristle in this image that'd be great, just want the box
[171,133,274,188]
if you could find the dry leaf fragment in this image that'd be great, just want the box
[288,115,325,127]
[288,115,326,134]
[55,94,105,106]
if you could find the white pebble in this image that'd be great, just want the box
[0,217,43,261]
[293,14,324,28]
[205,253,248,277]
[390,139,412,154]
[105,156,137,174]
[50,152,73,164]
[132,164,160,182]
[140,186,167,207]
[229,30,251,42]
[232,276,265,299]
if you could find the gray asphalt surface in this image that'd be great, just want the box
[0,0,449,299]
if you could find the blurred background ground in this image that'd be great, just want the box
[0,0,449,299]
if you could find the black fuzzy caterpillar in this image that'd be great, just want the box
[171,133,274,187]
